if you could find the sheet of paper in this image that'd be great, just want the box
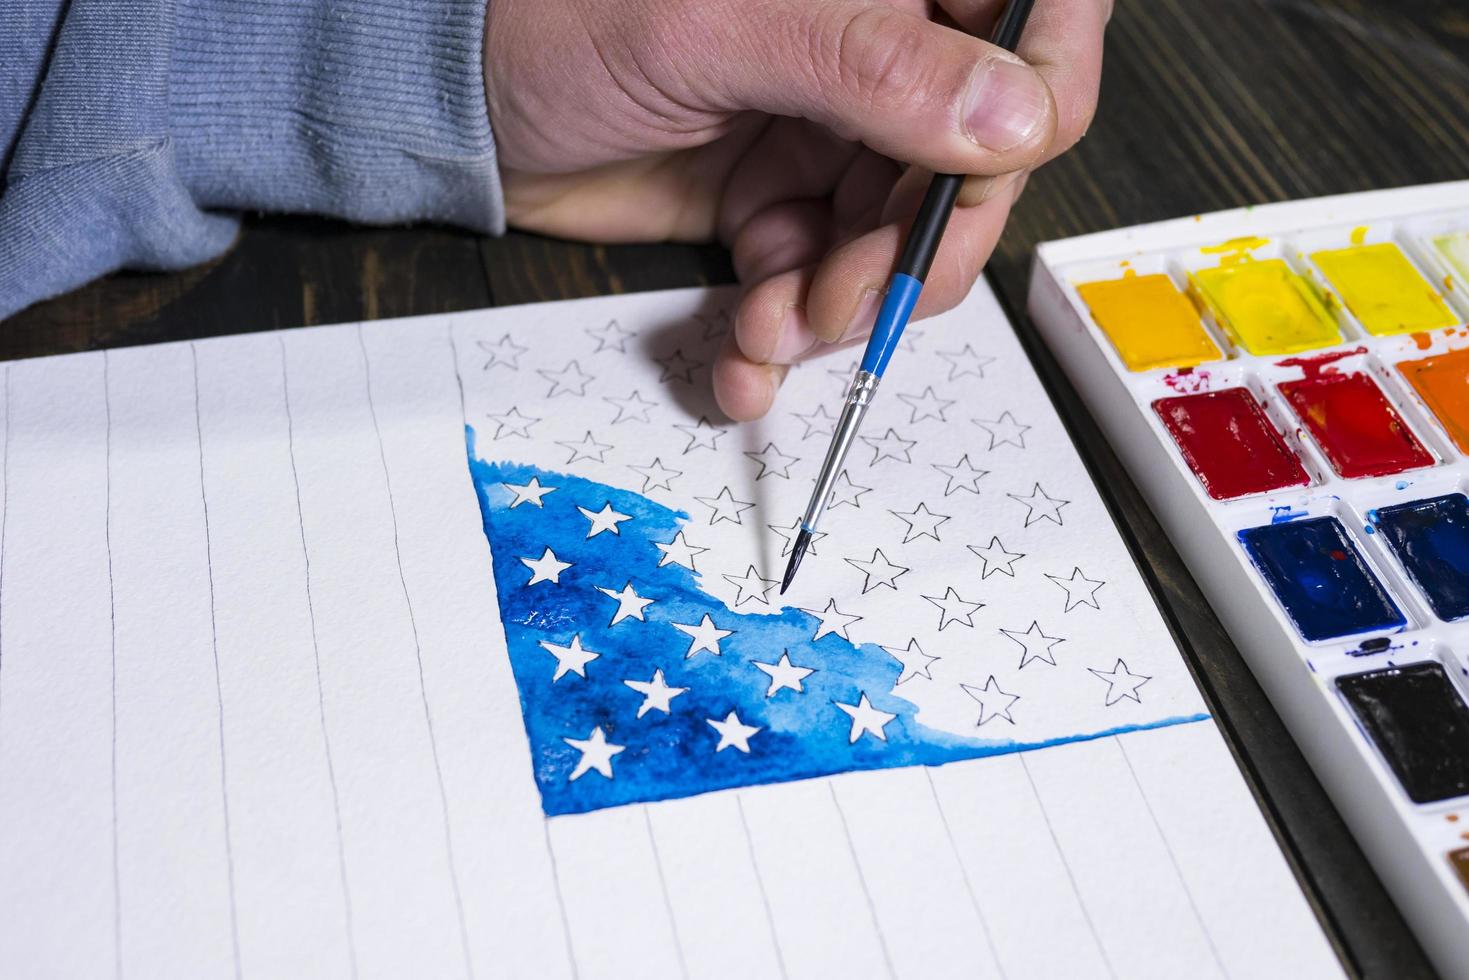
[0,282,1341,979]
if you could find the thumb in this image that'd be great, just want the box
[715,3,1057,176]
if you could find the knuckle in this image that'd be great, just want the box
[823,8,942,115]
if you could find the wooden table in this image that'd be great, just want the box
[5,1,1463,976]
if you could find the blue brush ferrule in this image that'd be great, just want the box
[858,273,923,377]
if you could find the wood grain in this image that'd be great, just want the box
[4,1,1465,975]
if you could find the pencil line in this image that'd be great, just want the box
[1114,736,1230,978]
[0,366,11,745]
[1017,753,1115,979]
[190,344,243,980]
[541,820,582,980]
[925,768,1007,980]
[735,794,788,980]
[279,336,360,979]
[355,325,474,979]
[827,781,897,980]
[104,353,123,980]
[641,806,689,979]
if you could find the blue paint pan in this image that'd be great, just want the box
[1374,494,1469,622]
[1238,517,1405,642]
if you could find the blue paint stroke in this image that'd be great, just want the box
[1270,504,1309,524]
[466,426,1209,816]
[1375,493,1469,622]
[1238,517,1405,643]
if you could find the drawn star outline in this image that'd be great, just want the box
[586,319,636,353]
[834,693,897,743]
[933,455,988,496]
[629,457,682,493]
[655,531,708,571]
[974,411,1031,450]
[882,638,940,684]
[478,334,528,370]
[801,599,861,641]
[605,390,657,424]
[962,676,1019,726]
[896,386,955,423]
[696,486,754,526]
[1009,483,1069,528]
[657,349,702,383]
[1090,659,1151,705]
[889,502,951,543]
[769,518,826,557]
[539,360,595,398]
[485,406,540,440]
[752,652,815,696]
[846,548,909,593]
[564,727,624,780]
[922,587,983,630]
[860,427,917,465]
[1001,621,1064,668]
[675,416,725,454]
[1048,567,1105,611]
[968,536,1025,578]
[624,669,687,718]
[557,430,612,464]
[745,442,800,480]
[708,711,761,753]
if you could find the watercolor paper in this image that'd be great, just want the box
[0,283,1341,977]
[1311,243,1456,336]
[1192,259,1340,354]
[1075,273,1221,372]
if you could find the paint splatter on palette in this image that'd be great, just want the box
[1029,182,1469,979]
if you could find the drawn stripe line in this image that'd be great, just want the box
[1114,735,1231,978]
[735,793,789,980]
[190,344,243,980]
[279,336,360,979]
[925,767,1007,980]
[541,821,582,979]
[355,325,474,979]
[104,353,123,980]
[642,806,689,979]
[0,366,11,740]
[828,781,897,980]
[1017,754,1116,978]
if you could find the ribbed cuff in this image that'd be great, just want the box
[170,0,505,234]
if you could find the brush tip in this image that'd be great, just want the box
[780,529,813,595]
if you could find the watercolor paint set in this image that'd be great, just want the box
[1028,182,1469,977]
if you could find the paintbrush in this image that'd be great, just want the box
[781,0,1039,594]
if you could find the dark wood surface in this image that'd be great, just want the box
[5,1,1465,976]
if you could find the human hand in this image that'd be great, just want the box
[484,0,1109,419]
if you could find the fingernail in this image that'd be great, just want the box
[840,288,884,343]
[770,305,819,363]
[963,58,1049,152]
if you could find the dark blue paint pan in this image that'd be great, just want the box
[1374,494,1469,622]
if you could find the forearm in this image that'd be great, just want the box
[0,0,503,322]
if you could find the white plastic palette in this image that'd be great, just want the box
[1028,182,1469,979]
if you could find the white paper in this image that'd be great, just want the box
[0,282,1340,978]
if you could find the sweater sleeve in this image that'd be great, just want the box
[0,0,503,322]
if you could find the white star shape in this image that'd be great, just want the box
[675,416,725,454]
[974,411,1031,450]
[769,519,826,558]
[485,406,540,439]
[801,598,862,640]
[896,386,955,423]
[578,502,632,537]
[629,457,682,493]
[933,455,988,495]
[655,531,708,570]
[834,693,897,743]
[540,634,600,682]
[938,344,997,381]
[696,486,754,526]
[539,359,595,398]
[922,587,983,630]
[745,442,800,480]
[557,430,612,464]
[672,614,733,659]
[624,669,687,718]
[723,564,777,607]
[827,471,872,510]
[708,710,761,753]
[899,328,925,353]
[595,582,655,625]
[1090,659,1151,705]
[882,638,940,684]
[563,727,624,780]
[478,334,527,370]
[968,536,1025,578]
[656,349,702,383]
[604,390,657,424]
[1009,483,1069,527]
[586,318,636,353]
[752,652,815,696]
[520,547,572,586]
[889,502,951,543]
[1001,621,1064,668]
[962,676,1019,725]
[794,403,837,440]
[846,548,910,593]
[1047,567,1104,611]
[504,477,557,509]
[860,427,917,465]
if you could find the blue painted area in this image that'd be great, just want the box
[1270,504,1309,524]
[465,427,1208,816]
[859,273,923,376]
[1375,494,1469,622]
[1238,517,1405,643]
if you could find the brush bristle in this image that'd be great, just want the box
[780,529,813,594]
